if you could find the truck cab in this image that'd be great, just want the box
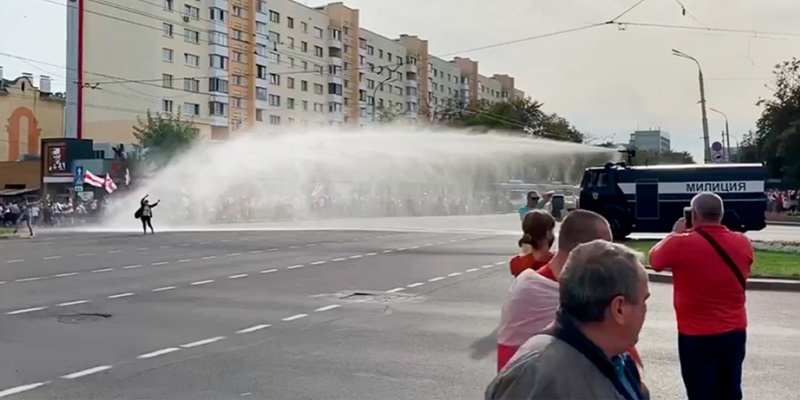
[578,162,631,238]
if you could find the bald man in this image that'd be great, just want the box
[650,192,753,400]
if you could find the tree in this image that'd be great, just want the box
[132,110,199,165]
[751,58,800,183]
[375,105,399,123]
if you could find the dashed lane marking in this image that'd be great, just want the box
[365,252,378,256]
[180,336,226,348]
[92,268,114,273]
[310,261,326,265]
[382,250,393,253]
[177,259,192,263]
[6,307,48,315]
[332,257,347,262]
[54,272,79,277]
[314,305,341,312]
[249,250,263,254]
[43,256,62,260]
[236,324,270,334]
[407,282,424,288]
[61,365,112,379]
[494,261,506,266]
[386,287,405,293]
[179,243,191,247]
[159,245,171,249]
[481,264,494,269]
[136,247,148,251]
[190,280,214,286]
[448,272,463,277]
[107,250,122,254]
[267,248,279,252]
[281,314,308,322]
[15,277,43,282]
[465,268,479,273]
[228,274,248,279]
[151,261,169,266]
[349,255,363,259]
[5,260,24,263]
[108,293,134,299]
[287,265,304,270]
[289,245,300,249]
[428,277,445,282]
[260,269,278,274]
[397,247,407,251]
[122,265,142,269]
[305,244,317,247]
[78,253,95,256]
[202,256,217,260]
[137,348,180,359]
[0,381,51,398]
[227,253,242,257]
[57,300,89,307]
[152,286,176,292]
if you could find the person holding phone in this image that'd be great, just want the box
[135,194,161,235]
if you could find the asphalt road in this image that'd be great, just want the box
[1,223,798,399]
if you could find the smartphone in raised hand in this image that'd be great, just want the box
[683,207,693,229]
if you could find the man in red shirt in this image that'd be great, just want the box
[650,192,753,400]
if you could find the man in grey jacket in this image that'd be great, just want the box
[486,240,650,400]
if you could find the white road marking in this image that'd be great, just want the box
[449,240,457,243]
[61,365,112,379]
[227,253,242,257]
[241,392,252,397]
[481,264,494,269]
[221,240,232,243]
[152,286,176,292]
[54,272,79,278]
[177,259,192,263]
[365,252,378,256]
[179,243,191,247]
[437,242,446,245]
[228,274,248,279]
[410,246,420,249]
[0,282,6,285]
[349,255,363,259]
[57,300,89,307]
[6,306,48,315]
[43,256,62,260]
[494,261,506,265]
[236,324,271,334]
[15,277,43,282]
[310,261,326,265]
[6,260,24,263]
[305,243,317,247]
[190,280,214,286]
[260,269,278,274]
[424,243,433,247]
[448,272,463,277]
[282,314,308,321]
[382,250,393,253]
[122,264,142,269]
[428,277,445,282]
[465,268,479,273]
[289,245,300,249]
[107,250,122,254]
[78,252,95,256]
[407,282,424,288]
[332,257,347,262]
[180,336,226,348]
[108,293,134,299]
[137,347,180,359]
[92,268,114,273]
[250,250,263,254]
[397,247,407,251]
[386,287,405,293]
[159,245,171,248]
[267,248,279,252]
[0,381,51,398]
[314,305,341,312]
[151,261,169,266]
[287,264,304,270]
[136,247,148,251]
[202,256,217,260]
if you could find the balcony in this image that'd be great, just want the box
[209,93,229,104]
[328,35,342,50]
[329,110,344,123]
[328,93,343,104]
[406,80,417,88]
[208,43,227,57]
[328,74,343,86]
[405,62,417,74]
[255,98,269,110]
[406,94,418,104]
[256,77,269,88]
[209,114,228,127]
[208,68,227,79]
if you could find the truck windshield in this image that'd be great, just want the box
[582,170,609,188]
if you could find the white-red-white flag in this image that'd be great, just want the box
[104,174,118,194]
[83,170,104,187]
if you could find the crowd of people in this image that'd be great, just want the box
[766,189,798,213]
[0,197,107,232]
[487,191,753,400]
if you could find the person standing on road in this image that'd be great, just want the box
[509,210,555,278]
[487,240,650,400]
[13,202,34,237]
[136,194,160,235]
[649,192,753,400]
[518,191,541,220]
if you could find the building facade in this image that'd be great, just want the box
[66,0,525,143]
[630,129,671,154]
[0,70,65,162]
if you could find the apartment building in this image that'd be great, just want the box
[358,29,417,124]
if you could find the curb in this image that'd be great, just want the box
[768,220,800,226]
[646,269,800,292]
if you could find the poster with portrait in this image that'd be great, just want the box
[47,144,68,174]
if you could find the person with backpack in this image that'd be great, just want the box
[135,194,160,235]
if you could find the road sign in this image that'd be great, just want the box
[74,183,84,192]
[710,141,725,163]
[74,166,84,184]
[711,141,723,152]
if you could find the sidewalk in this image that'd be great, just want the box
[646,267,800,292]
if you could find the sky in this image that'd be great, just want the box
[2,0,800,162]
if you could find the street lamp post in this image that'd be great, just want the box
[709,107,731,162]
[672,49,711,163]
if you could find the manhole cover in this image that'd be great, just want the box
[57,313,111,324]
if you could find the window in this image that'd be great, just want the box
[209,102,227,116]
[208,78,228,93]
[302,100,308,111]
[256,109,264,122]
[313,83,323,95]
[163,0,173,11]
[315,64,324,75]
[232,6,246,17]
[269,31,280,43]
[301,22,308,33]
[367,45,374,55]
[270,115,281,125]
[314,103,324,112]
[232,97,246,108]
[367,79,375,89]
[162,48,174,62]
[268,94,280,106]
[329,102,342,113]
[359,38,367,49]
[288,57,295,68]
[209,31,228,46]
[256,22,267,35]
[233,75,246,86]
[257,65,267,79]
[328,83,342,95]
[184,53,199,67]
[302,61,308,71]
[162,99,173,113]
[256,87,267,100]
[329,65,342,76]
[183,102,200,116]
[257,1,267,14]
[269,73,280,85]
[301,80,308,92]
[232,29,246,41]
[268,52,280,64]
[287,77,295,89]
[286,37,295,49]
[210,54,227,69]
[184,78,199,93]
[287,98,295,109]
[301,41,308,53]
[163,23,173,37]
[314,46,323,58]
[331,28,341,41]
[387,52,393,61]
[287,17,294,28]
[184,28,199,43]
[288,117,295,124]
[162,74,173,88]
[269,10,280,23]
[233,51,247,63]
[210,7,226,22]
[184,5,199,19]
[314,27,323,39]
[255,43,266,56]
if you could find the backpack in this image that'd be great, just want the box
[134,208,143,219]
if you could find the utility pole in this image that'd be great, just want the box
[709,107,731,162]
[673,49,711,163]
